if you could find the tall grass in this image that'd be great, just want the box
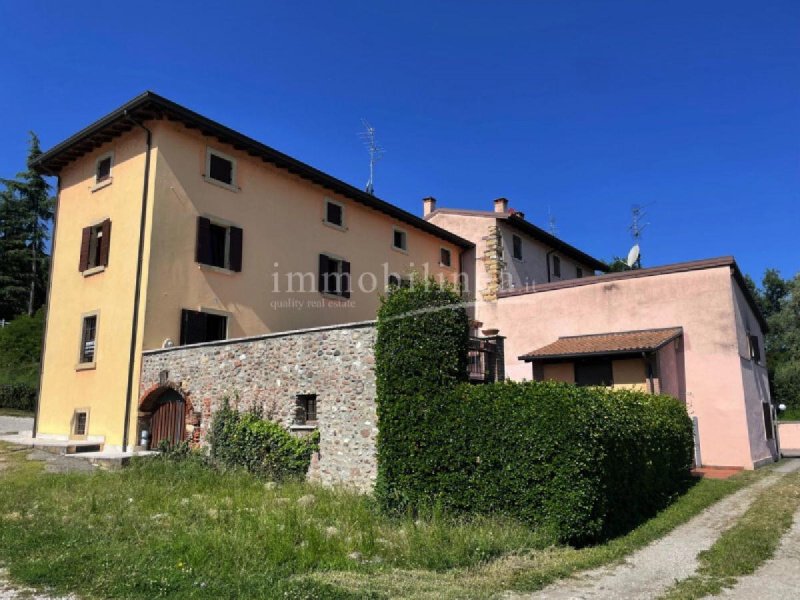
[0,448,547,599]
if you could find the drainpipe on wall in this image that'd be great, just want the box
[32,175,61,439]
[121,113,152,453]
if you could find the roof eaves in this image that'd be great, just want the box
[31,92,473,249]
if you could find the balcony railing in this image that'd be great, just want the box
[468,336,505,383]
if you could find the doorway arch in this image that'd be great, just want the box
[141,387,187,449]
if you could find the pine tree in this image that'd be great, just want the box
[0,133,54,319]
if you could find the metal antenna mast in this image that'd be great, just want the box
[360,119,384,195]
[547,205,558,236]
[626,204,650,268]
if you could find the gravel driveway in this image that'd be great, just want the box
[509,459,800,600]
[0,417,32,434]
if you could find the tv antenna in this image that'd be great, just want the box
[625,204,650,268]
[359,119,384,195]
[547,206,558,235]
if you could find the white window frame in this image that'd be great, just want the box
[323,198,346,230]
[92,151,114,191]
[197,306,231,340]
[392,227,408,253]
[204,147,238,191]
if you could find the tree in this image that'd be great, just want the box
[748,269,800,410]
[0,132,53,319]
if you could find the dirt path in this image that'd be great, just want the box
[715,502,800,599]
[509,460,800,600]
[0,569,75,600]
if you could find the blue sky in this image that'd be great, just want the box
[1,1,798,282]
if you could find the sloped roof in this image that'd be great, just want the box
[30,91,472,249]
[519,327,683,361]
[427,207,607,272]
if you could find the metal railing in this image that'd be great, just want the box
[468,336,505,383]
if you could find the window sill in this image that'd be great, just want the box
[290,424,318,431]
[512,257,524,263]
[203,175,239,193]
[91,178,113,193]
[198,263,237,276]
[391,245,408,255]
[322,220,348,232]
[439,263,453,269]
[320,292,351,302]
[82,265,106,278]
[75,362,96,371]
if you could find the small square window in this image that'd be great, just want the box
[552,256,562,278]
[387,275,411,290]
[440,247,452,267]
[325,200,344,227]
[295,394,317,424]
[180,309,228,345]
[206,149,236,187]
[512,235,522,260]
[196,217,243,272]
[393,229,407,251]
[576,267,583,279]
[96,155,112,183]
[80,315,98,364]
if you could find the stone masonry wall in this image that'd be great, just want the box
[139,321,378,491]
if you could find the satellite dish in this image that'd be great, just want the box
[626,244,640,268]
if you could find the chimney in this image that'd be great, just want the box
[423,196,437,216]
[494,197,508,213]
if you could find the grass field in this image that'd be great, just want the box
[0,443,764,599]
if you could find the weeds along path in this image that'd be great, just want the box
[510,460,800,600]
[716,504,800,599]
[0,569,76,600]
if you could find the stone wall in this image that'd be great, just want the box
[139,321,378,490]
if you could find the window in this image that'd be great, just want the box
[180,309,228,345]
[73,410,89,438]
[79,314,98,364]
[512,235,522,260]
[552,256,562,278]
[748,334,761,363]
[295,394,318,425]
[440,247,452,267]
[324,199,344,227]
[387,275,411,289]
[393,228,407,251]
[318,254,351,297]
[763,403,774,440]
[205,148,236,187]
[574,359,613,387]
[196,217,243,272]
[576,267,583,279]
[95,153,112,183]
[79,219,111,272]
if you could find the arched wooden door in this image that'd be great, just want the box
[149,389,186,449]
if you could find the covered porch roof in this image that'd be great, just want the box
[519,327,683,362]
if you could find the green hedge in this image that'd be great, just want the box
[209,402,319,480]
[375,280,694,544]
[0,383,36,412]
[374,279,469,507]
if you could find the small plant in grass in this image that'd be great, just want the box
[209,399,319,480]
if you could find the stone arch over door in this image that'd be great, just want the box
[139,383,195,449]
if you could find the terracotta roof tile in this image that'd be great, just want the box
[520,327,683,361]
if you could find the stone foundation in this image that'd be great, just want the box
[139,321,378,490]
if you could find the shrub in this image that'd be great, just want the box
[0,310,44,388]
[0,382,36,411]
[374,278,469,509]
[374,279,694,544]
[774,361,800,410]
[209,401,319,480]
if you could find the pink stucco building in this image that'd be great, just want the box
[429,201,779,470]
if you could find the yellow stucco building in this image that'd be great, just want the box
[31,92,470,451]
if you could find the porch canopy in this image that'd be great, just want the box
[519,327,683,362]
